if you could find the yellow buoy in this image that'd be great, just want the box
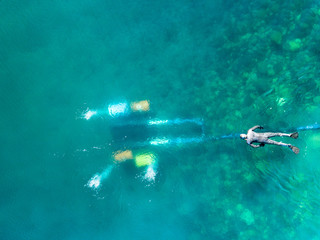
[130,100,150,112]
[113,150,133,162]
[135,152,155,167]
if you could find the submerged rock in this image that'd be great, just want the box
[287,38,302,51]
[313,96,320,104]
[270,30,283,45]
[240,208,255,225]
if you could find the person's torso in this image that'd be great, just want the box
[247,130,268,144]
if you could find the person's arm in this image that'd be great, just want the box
[250,143,260,148]
[250,143,265,148]
[249,125,263,131]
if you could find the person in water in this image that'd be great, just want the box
[240,125,299,154]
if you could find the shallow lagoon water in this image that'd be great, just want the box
[1,0,320,239]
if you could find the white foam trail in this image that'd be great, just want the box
[144,164,157,182]
[79,108,98,120]
[134,163,158,187]
[108,102,129,117]
[148,118,203,126]
[86,165,114,190]
[142,164,158,186]
[84,110,97,120]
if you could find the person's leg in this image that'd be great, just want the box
[290,132,299,139]
[264,132,298,139]
[263,132,291,138]
[265,139,291,147]
[265,139,299,154]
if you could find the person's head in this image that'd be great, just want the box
[240,134,247,140]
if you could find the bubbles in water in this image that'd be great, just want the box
[144,165,157,182]
[136,164,158,187]
[76,107,98,120]
[108,102,129,117]
[86,165,114,191]
[84,110,97,120]
[87,174,102,189]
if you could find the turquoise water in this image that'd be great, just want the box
[1,0,320,239]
